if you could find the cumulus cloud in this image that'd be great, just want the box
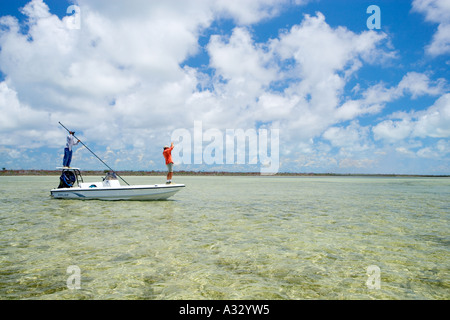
[413,93,450,138]
[323,121,372,152]
[0,0,308,134]
[0,0,447,173]
[0,0,214,153]
[262,12,395,140]
[344,72,446,116]
[214,0,308,25]
[373,119,413,143]
[412,0,450,56]
[0,82,58,147]
[397,72,447,98]
[367,87,450,164]
[373,93,450,142]
[324,73,448,169]
[0,0,398,170]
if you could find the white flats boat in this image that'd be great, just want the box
[51,168,185,201]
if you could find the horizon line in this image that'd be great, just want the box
[1,169,449,178]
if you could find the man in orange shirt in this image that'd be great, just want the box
[163,142,174,184]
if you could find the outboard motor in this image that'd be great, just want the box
[58,170,76,188]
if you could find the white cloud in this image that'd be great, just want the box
[0,0,309,137]
[395,139,449,160]
[373,119,413,142]
[339,72,447,126]
[214,0,299,25]
[1,0,446,174]
[397,72,447,98]
[436,139,450,154]
[0,0,217,151]
[357,72,445,106]
[412,93,450,138]
[373,93,450,142]
[0,82,58,147]
[263,12,395,140]
[208,28,276,86]
[323,121,371,152]
[395,146,415,156]
[412,0,450,56]
[0,2,395,172]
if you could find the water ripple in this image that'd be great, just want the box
[0,175,448,299]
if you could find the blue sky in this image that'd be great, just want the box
[0,0,449,174]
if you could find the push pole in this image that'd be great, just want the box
[59,122,130,186]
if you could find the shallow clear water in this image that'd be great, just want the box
[0,175,448,300]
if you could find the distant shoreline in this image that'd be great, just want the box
[0,169,448,178]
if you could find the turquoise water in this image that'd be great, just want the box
[0,175,448,299]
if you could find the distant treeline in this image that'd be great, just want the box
[0,169,448,177]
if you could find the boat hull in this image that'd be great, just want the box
[50,184,185,201]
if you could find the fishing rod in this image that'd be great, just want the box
[59,122,130,186]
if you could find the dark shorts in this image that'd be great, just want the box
[167,163,173,172]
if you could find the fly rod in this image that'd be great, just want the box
[59,122,130,186]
